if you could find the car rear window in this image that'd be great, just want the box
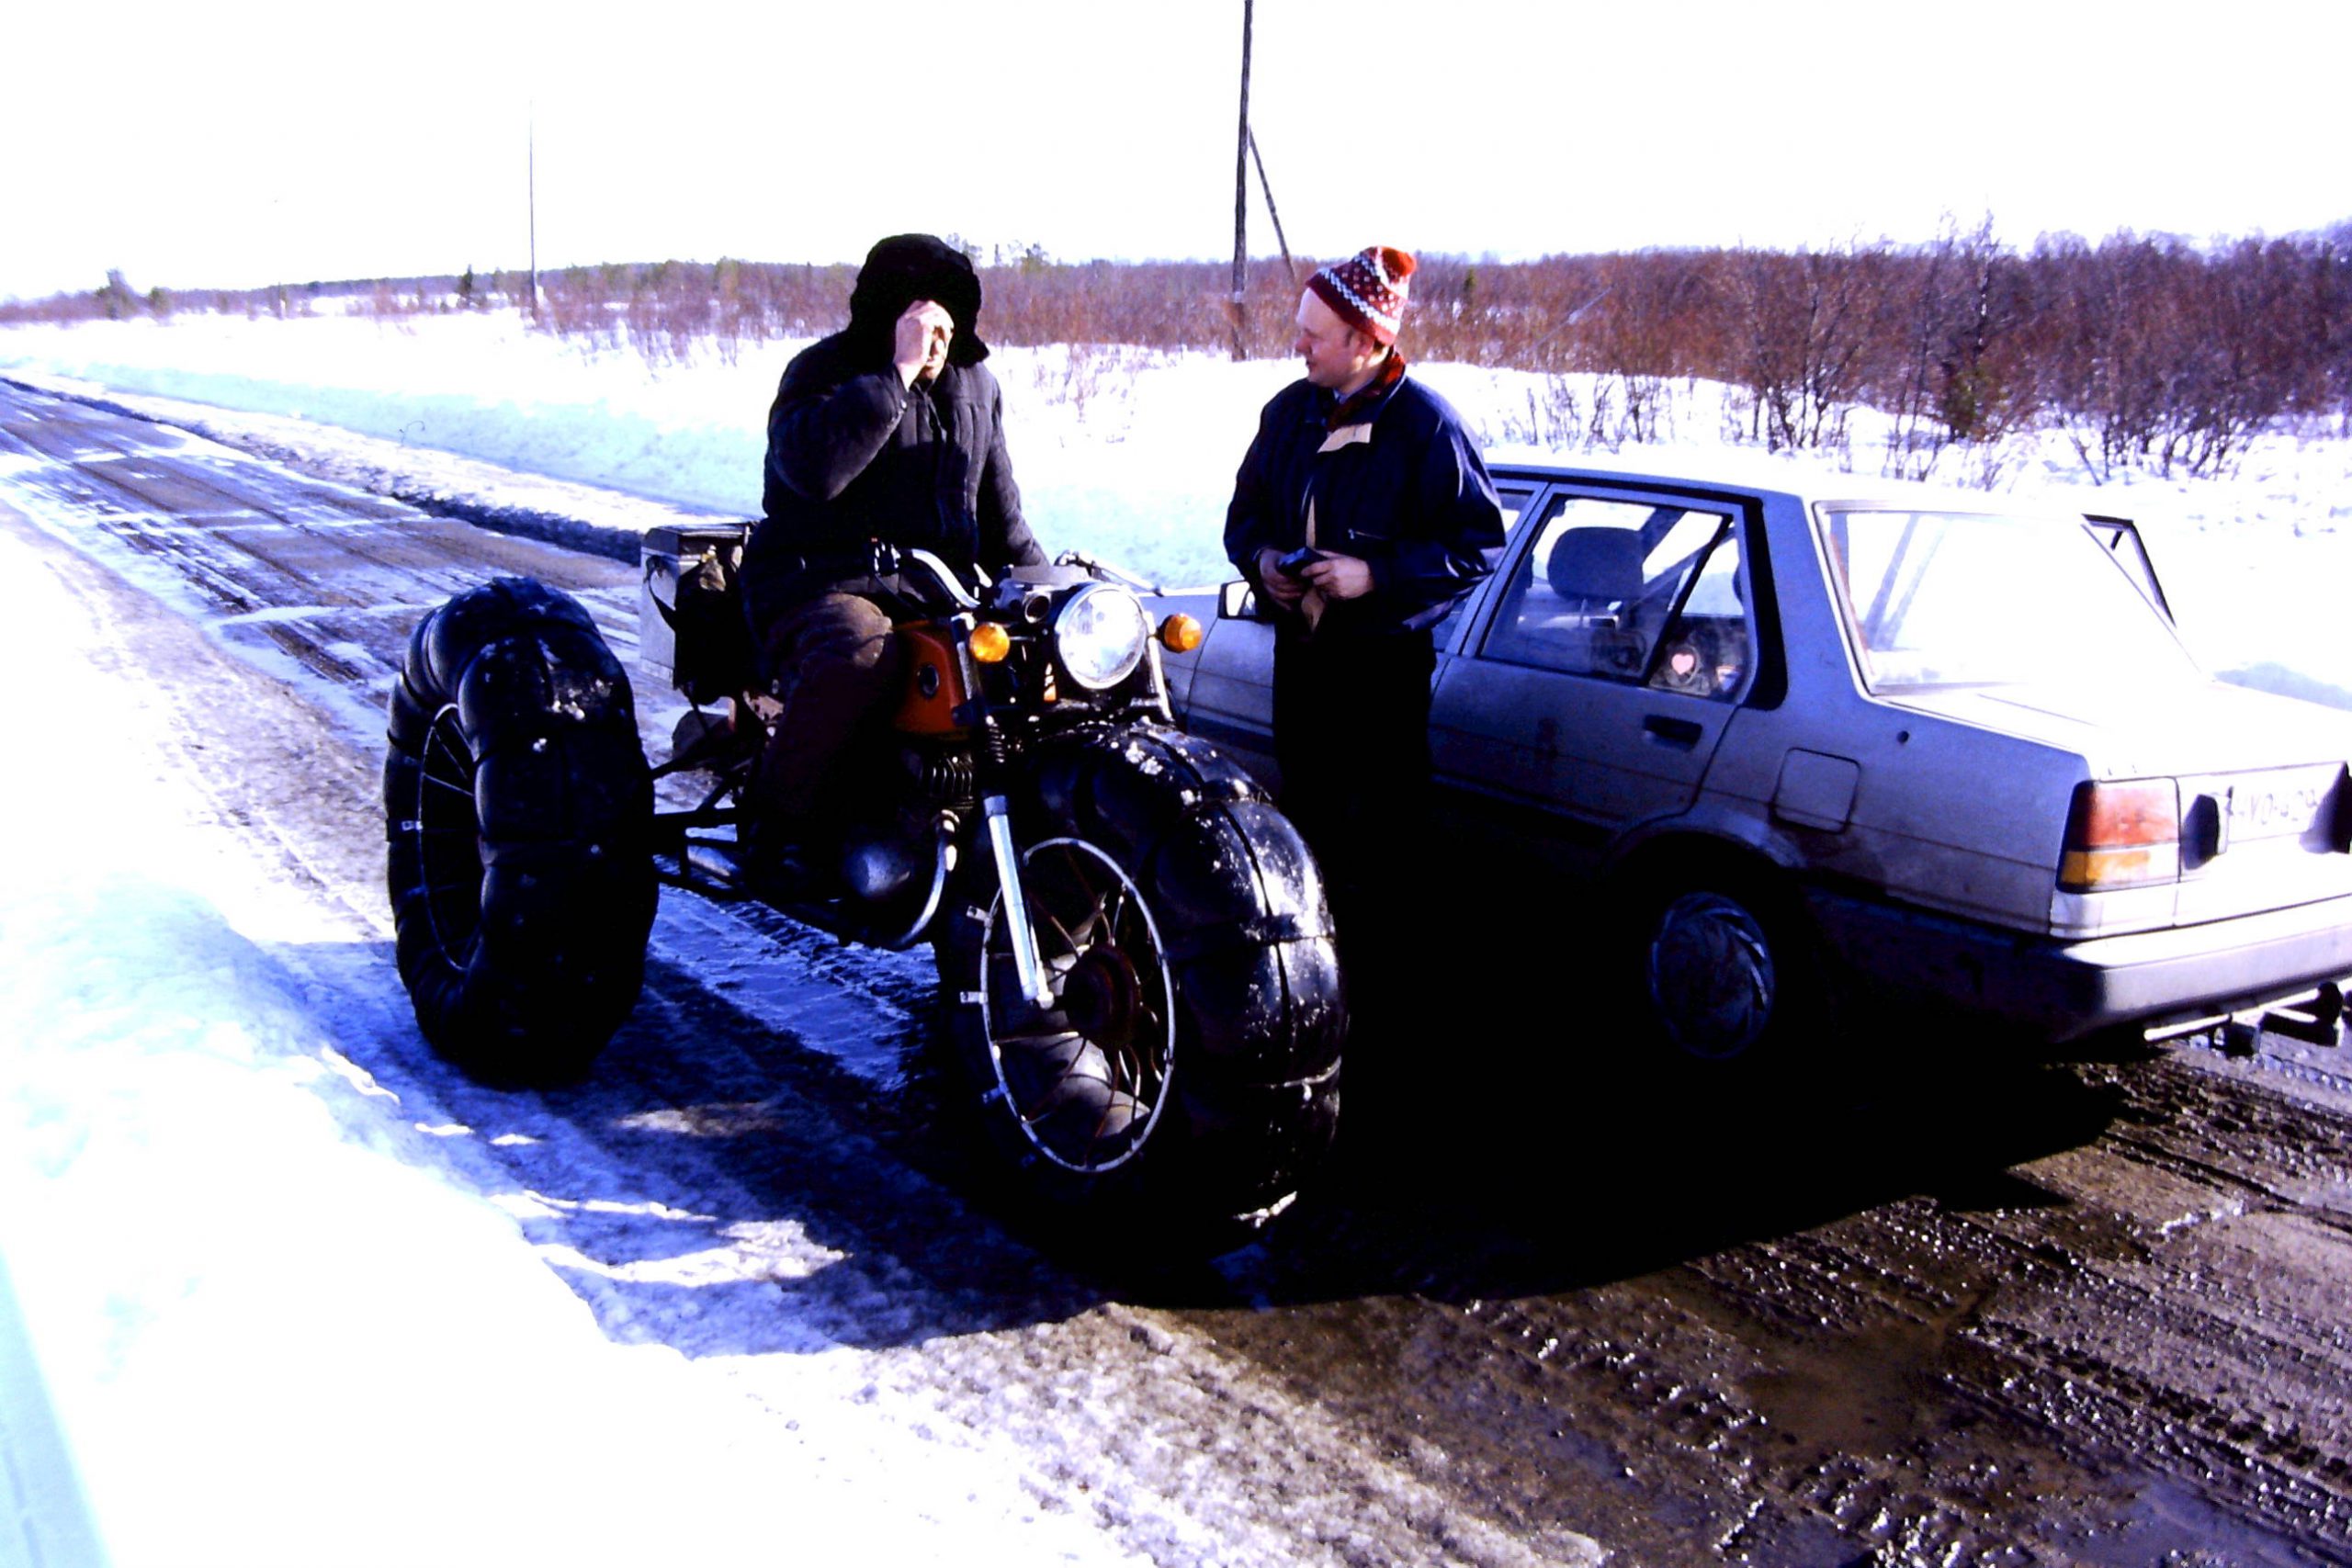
[1817,508,2201,691]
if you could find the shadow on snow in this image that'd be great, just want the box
[293,919,2132,1354]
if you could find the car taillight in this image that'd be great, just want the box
[2059,779,2180,891]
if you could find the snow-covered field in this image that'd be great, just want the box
[5,307,2349,707]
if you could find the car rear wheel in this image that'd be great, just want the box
[1628,865,1832,1076]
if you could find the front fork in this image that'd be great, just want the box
[983,794,1056,1008]
[953,615,1057,1010]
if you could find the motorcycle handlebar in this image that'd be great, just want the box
[901,548,981,612]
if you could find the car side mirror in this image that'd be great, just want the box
[1218,579,1264,621]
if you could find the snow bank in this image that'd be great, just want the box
[4,309,2348,709]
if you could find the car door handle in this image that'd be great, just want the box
[1644,714,1703,750]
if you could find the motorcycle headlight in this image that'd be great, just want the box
[1052,583,1151,691]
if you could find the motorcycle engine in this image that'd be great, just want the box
[838,746,971,906]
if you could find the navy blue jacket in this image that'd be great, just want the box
[1224,371,1504,639]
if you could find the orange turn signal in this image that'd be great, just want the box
[967,623,1011,664]
[1159,613,1204,654]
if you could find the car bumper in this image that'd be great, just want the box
[1810,886,2352,1043]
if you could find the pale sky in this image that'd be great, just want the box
[5,0,2345,302]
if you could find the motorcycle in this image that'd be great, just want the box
[382,525,1345,1247]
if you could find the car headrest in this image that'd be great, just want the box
[1545,527,1645,605]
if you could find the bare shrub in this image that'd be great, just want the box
[1726,244,1880,457]
[2030,233,2264,480]
[1869,217,2037,480]
[540,265,625,352]
[1024,342,1155,427]
[1480,374,1584,449]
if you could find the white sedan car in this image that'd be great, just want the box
[1150,458,2352,1066]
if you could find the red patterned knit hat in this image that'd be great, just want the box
[1306,245,1416,346]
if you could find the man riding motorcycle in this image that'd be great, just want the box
[385,234,1350,1244]
[741,232,1047,882]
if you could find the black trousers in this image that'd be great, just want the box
[1272,626,1437,957]
[750,592,905,840]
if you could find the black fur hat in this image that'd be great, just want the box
[847,233,989,366]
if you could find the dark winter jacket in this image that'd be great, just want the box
[743,235,1045,628]
[1224,369,1505,640]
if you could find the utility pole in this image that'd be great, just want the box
[527,101,539,322]
[1230,0,1251,360]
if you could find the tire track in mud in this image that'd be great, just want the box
[1928,1049,2352,1561]
[1185,1025,2352,1565]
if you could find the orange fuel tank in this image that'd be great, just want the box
[893,624,971,735]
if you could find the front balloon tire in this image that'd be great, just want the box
[935,725,1346,1253]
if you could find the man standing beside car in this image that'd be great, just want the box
[1224,244,1506,975]
[741,232,1047,882]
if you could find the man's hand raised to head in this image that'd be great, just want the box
[894,299,955,385]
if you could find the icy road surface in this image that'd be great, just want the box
[4,378,2350,1567]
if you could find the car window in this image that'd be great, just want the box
[1432,483,1539,648]
[2084,516,2173,621]
[1820,508,2200,690]
[1477,493,1750,699]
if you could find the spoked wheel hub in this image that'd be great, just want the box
[979,838,1175,1174]
[1060,943,1145,1050]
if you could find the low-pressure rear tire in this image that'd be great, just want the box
[384,577,655,1085]
[936,724,1345,1252]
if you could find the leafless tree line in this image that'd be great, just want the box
[11,221,2347,480]
[1394,222,2352,481]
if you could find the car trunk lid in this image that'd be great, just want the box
[1884,678,2352,927]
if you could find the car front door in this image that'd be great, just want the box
[1430,483,1758,871]
[1176,480,1544,791]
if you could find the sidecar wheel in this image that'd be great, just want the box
[384,577,655,1085]
[936,725,1344,1249]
